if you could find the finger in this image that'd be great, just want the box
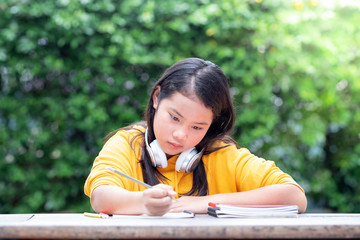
[144,188,171,199]
[152,184,177,198]
[146,195,173,206]
[143,196,173,216]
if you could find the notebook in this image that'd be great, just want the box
[207,202,299,218]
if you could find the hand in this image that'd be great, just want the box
[142,184,177,216]
[170,195,210,214]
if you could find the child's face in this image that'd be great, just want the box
[152,91,213,157]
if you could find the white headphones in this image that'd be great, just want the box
[144,129,203,173]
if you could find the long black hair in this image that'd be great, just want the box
[106,58,237,196]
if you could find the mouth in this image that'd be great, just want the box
[168,141,182,149]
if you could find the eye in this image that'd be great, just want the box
[169,113,179,122]
[192,126,203,130]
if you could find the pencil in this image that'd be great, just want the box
[106,166,153,189]
[106,166,174,199]
[84,212,109,219]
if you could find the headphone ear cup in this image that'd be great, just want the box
[149,140,168,168]
[175,147,202,173]
[145,129,167,168]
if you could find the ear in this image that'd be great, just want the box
[152,86,161,110]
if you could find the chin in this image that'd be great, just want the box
[165,150,181,157]
[164,148,182,157]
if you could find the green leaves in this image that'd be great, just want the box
[1,0,360,213]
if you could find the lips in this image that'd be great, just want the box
[168,141,182,149]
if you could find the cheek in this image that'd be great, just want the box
[187,131,207,148]
[153,111,170,137]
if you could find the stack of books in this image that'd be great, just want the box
[207,202,299,218]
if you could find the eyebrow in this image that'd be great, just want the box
[170,108,210,126]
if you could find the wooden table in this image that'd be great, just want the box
[1,213,360,239]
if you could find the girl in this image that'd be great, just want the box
[84,58,307,216]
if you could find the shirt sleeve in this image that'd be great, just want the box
[84,129,145,198]
[234,147,304,192]
[204,143,304,195]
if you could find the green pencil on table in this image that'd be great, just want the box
[84,212,109,219]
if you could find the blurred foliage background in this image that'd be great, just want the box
[1,0,359,214]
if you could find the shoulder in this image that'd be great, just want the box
[104,125,145,150]
[111,125,145,140]
[204,141,268,167]
[206,140,250,157]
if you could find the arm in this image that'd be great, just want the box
[91,184,177,216]
[170,184,307,214]
[86,128,176,216]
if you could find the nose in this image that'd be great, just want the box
[173,126,187,142]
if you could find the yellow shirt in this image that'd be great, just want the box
[84,126,303,199]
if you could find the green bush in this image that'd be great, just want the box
[1,0,359,213]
